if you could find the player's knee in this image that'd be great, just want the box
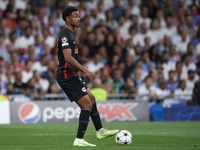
[87,103,92,111]
[90,95,96,103]
[81,102,92,111]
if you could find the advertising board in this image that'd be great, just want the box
[164,106,200,121]
[10,100,149,123]
[0,101,10,124]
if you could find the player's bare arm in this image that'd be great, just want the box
[62,48,97,82]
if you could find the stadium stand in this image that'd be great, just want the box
[0,0,200,106]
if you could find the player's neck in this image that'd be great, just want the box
[66,24,75,32]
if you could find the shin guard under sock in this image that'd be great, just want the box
[90,103,103,131]
[76,110,90,139]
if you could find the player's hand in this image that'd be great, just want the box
[84,70,97,82]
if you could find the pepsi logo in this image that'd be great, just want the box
[18,102,41,124]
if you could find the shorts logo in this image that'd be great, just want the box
[18,102,41,124]
[81,87,86,92]
[62,37,68,46]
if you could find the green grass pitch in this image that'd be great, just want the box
[0,122,199,150]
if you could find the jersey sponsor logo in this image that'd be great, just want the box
[81,87,86,92]
[62,37,69,47]
[75,45,78,54]
[75,48,78,54]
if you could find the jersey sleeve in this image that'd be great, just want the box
[60,32,72,50]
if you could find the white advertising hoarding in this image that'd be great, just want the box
[0,101,10,124]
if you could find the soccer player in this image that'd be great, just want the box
[56,6,119,147]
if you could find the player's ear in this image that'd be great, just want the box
[66,16,70,22]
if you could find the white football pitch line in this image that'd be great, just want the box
[0,132,198,136]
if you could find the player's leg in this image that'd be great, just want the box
[73,95,96,146]
[86,88,103,131]
[87,88,119,140]
[75,95,92,139]
[57,78,96,146]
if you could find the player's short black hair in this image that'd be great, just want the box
[62,6,78,22]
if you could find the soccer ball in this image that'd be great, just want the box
[115,130,132,145]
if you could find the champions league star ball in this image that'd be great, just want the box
[115,130,132,146]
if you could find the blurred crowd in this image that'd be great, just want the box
[0,0,200,104]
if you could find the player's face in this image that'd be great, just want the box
[69,11,80,27]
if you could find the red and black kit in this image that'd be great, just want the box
[56,28,87,102]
